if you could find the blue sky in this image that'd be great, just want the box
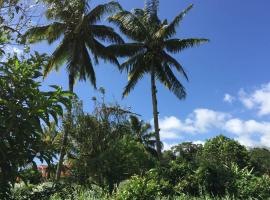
[21,0,270,149]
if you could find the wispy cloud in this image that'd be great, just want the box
[238,83,270,116]
[223,93,235,103]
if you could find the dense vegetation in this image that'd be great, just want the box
[1,0,270,199]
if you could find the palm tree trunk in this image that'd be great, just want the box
[151,69,162,159]
[55,75,74,181]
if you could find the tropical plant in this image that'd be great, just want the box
[23,0,124,180]
[108,0,208,158]
[129,115,158,157]
[40,122,62,179]
[0,54,71,198]
[66,99,156,191]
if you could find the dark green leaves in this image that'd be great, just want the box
[0,55,72,194]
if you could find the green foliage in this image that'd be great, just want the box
[200,135,250,168]
[68,100,157,191]
[13,182,109,200]
[20,168,42,185]
[0,54,71,198]
[113,175,161,200]
[195,161,235,196]
[98,136,157,190]
[249,148,270,175]
[171,142,203,163]
[230,164,270,199]
[12,182,74,200]
[129,115,158,157]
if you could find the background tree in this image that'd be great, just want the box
[65,97,156,192]
[249,148,270,176]
[108,2,208,158]
[200,135,250,168]
[171,142,203,163]
[129,115,158,157]
[40,122,62,179]
[23,0,124,180]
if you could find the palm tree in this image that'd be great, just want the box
[108,1,208,159]
[129,115,158,157]
[41,122,62,179]
[23,0,124,180]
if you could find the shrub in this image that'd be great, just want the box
[231,164,270,199]
[49,184,108,200]
[113,175,162,200]
[12,182,73,200]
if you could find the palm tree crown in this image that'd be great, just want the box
[24,0,124,90]
[109,4,208,98]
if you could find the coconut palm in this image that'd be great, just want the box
[108,1,208,158]
[23,0,124,179]
[129,115,158,157]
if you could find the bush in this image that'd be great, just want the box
[113,175,162,200]
[195,162,235,196]
[12,182,73,200]
[231,164,270,199]
[50,184,108,200]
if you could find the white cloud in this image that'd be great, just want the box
[156,82,270,148]
[224,118,270,147]
[157,108,270,148]
[239,83,270,116]
[224,94,235,103]
[191,109,230,132]
[157,109,229,140]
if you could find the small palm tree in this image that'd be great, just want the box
[130,115,158,157]
[23,0,124,179]
[108,2,208,158]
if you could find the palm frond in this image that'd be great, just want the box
[157,63,186,99]
[120,51,146,72]
[107,43,145,58]
[44,36,70,77]
[154,4,193,39]
[80,45,96,88]
[91,25,124,44]
[87,1,122,24]
[164,38,209,53]
[86,38,120,67]
[108,10,147,42]
[23,22,65,44]
[66,39,81,83]
[123,64,145,98]
[162,51,188,81]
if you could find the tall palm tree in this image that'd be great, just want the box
[23,0,124,180]
[108,1,208,159]
[129,115,158,157]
